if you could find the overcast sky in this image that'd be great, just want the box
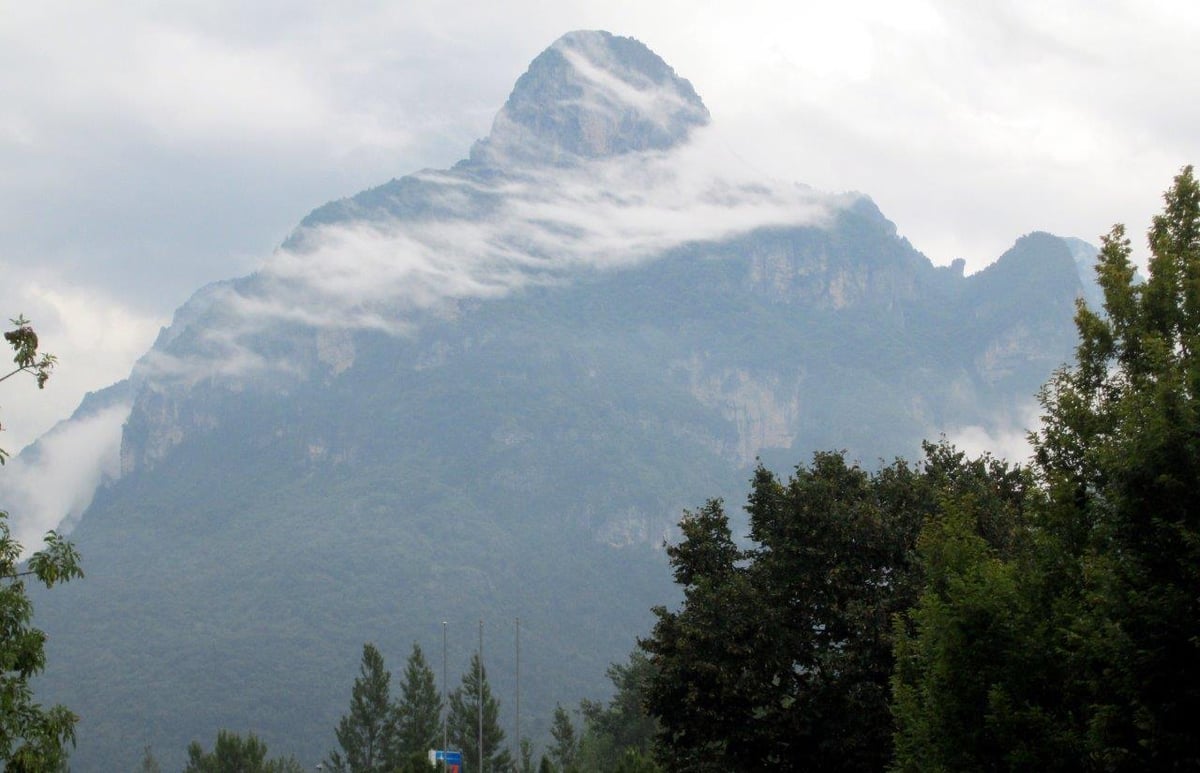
[1,0,1197,450]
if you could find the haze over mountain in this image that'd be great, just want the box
[12,31,1091,770]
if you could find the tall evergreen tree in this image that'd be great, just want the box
[447,652,511,773]
[395,642,443,761]
[327,643,398,772]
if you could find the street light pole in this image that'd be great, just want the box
[478,619,484,773]
[442,621,448,772]
[515,616,521,762]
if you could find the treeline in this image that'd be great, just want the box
[164,641,661,773]
[638,166,1200,770]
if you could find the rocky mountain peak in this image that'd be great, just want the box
[469,30,710,167]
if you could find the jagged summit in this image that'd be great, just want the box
[469,30,710,167]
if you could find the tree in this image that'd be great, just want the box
[0,316,56,460]
[136,744,162,773]
[184,730,303,772]
[639,499,746,771]
[889,459,1063,771]
[548,704,577,772]
[0,316,82,771]
[575,650,658,772]
[517,737,535,773]
[891,166,1200,770]
[1037,165,1200,766]
[643,453,937,771]
[328,643,399,772]
[642,445,1029,771]
[446,652,511,773]
[612,748,662,773]
[395,642,443,761]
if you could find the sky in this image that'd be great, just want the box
[1,0,1197,452]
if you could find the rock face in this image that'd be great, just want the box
[24,31,1088,771]
[472,30,709,165]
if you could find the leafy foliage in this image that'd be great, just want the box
[642,445,1031,770]
[575,651,658,772]
[547,704,577,772]
[0,317,81,771]
[892,166,1200,770]
[1040,166,1200,766]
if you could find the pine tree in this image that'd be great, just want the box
[327,643,398,772]
[447,652,511,773]
[395,642,443,760]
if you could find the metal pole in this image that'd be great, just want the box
[478,619,484,773]
[515,617,520,762]
[442,621,448,771]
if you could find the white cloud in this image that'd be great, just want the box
[125,126,844,387]
[234,129,841,335]
[0,401,130,554]
[944,401,1041,465]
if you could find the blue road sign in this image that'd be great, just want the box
[429,749,463,765]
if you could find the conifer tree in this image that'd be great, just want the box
[395,642,443,760]
[447,652,511,773]
[327,643,398,772]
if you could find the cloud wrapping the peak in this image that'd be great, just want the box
[125,125,846,390]
[235,128,845,338]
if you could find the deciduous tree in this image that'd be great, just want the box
[548,704,577,772]
[892,166,1200,770]
[643,445,1024,771]
[184,730,302,772]
[0,316,81,771]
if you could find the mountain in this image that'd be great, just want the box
[14,31,1089,770]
